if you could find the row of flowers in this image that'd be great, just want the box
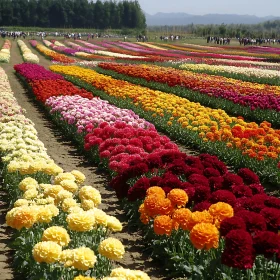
[17,39,39,63]
[178,62,280,85]
[154,42,279,60]
[48,64,280,185]
[29,40,75,63]
[76,40,173,62]
[14,63,280,279]
[1,65,150,280]
[96,62,280,124]
[0,39,11,62]
[169,57,280,70]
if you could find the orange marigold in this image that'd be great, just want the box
[172,208,192,230]
[208,202,234,228]
[140,213,150,225]
[153,215,173,236]
[146,186,166,198]
[186,211,213,231]
[190,223,219,250]
[167,189,188,208]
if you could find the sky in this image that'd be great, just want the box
[138,0,280,17]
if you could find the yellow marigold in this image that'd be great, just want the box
[42,163,63,176]
[190,223,219,250]
[186,211,213,231]
[61,198,78,212]
[56,190,73,204]
[60,179,79,193]
[167,189,188,208]
[106,215,123,232]
[146,186,166,198]
[110,267,150,280]
[23,188,38,200]
[74,276,96,280]
[88,208,107,226]
[60,249,73,267]
[71,169,86,184]
[79,186,101,207]
[81,199,95,210]
[153,215,173,236]
[71,247,97,270]
[44,185,63,198]
[6,206,37,230]
[208,202,234,228]
[48,204,59,216]
[42,226,70,246]
[68,206,83,213]
[98,238,125,261]
[19,177,38,191]
[14,199,29,207]
[39,183,53,191]
[32,241,62,263]
[54,172,76,184]
[102,277,124,280]
[66,211,95,232]
[172,208,192,230]
[36,205,57,223]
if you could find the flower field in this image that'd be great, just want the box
[1,38,280,280]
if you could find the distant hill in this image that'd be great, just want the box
[145,12,280,26]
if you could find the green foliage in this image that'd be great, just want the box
[0,0,146,29]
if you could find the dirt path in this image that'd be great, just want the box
[1,40,169,279]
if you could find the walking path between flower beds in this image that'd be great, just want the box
[0,40,171,280]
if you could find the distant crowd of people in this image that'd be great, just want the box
[238,37,280,45]
[0,31,27,39]
[206,36,231,45]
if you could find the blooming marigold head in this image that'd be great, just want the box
[66,211,95,232]
[74,276,96,280]
[190,223,219,250]
[71,169,86,184]
[208,202,234,228]
[42,226,70,247]
[6,206,37,230]
[153,215,173,236]
[187,210,214,231]
[32,241,62,264]
[71,247,97,270]
[172,208,192,230]
[167,189,188,208]
[146,186,166,198]
[98,237,125,261]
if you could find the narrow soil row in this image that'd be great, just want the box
[1,41,168,279]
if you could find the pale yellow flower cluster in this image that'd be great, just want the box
[17,40,39,63]
[0,39,11,62]
[95,50,146,59]
[179,63,280,79]
[103,267,151,280]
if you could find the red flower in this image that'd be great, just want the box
[188,174,209,187]
[220,216,247,237]
[237,168,260,185]
[203,168,221,178]
[127,177,150,201]
[160,172,182,189]
[222,172,244,189]
[253,231,280,259]
[182,186,196,203]
[192,201,212,212]
[231,184,253,198]
[210,190,237,207]
[265,196,280,209]
[193,185,211,204]
[248,183,265,195]
[235,210,267,234]
[260,207,280,232]
[222,229,255,269]
[209,176,224,190]
[149,176,162,187]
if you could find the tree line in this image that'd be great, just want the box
[148,20,280,39]
[0,0,146,29]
